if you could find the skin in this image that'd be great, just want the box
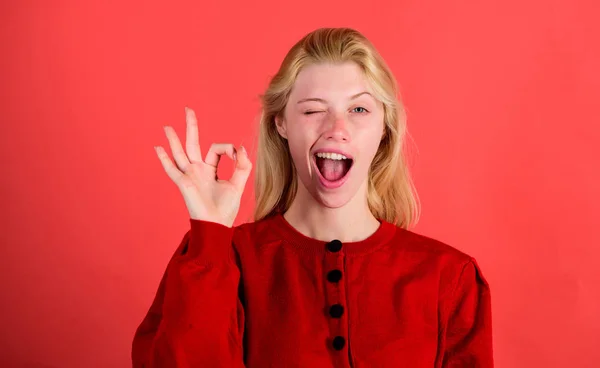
[275,61,386,243]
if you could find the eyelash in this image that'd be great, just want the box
[303,107,370,115]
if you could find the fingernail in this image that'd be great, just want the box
[240,145,246,153]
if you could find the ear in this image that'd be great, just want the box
[275,115,288,140]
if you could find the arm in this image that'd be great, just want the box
[131,219,246,368]
[440,259,494,368]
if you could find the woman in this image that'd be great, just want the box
[132,28,493,367]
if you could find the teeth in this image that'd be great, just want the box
[315,152,349,160]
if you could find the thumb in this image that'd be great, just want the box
[230,145,252,190]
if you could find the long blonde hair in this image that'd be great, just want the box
[252,27,420,229]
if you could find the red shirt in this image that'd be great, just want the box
[132,213,493,367]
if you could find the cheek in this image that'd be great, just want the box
[286,124,315,156]
[358,122,386,163]
[286,135,312,168]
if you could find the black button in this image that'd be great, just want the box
[327,269,342,283]
[326,239,342,252]
[329,304,344,318]
[332,336,346,350]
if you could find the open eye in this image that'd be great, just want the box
[352,106,369,113]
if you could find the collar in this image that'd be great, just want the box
[270,212,397,257]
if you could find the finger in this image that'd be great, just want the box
[154,146,185,184]
[164,125,191,172]
[185,107,203,164]
[230,145,253,190]
[204,143,236,169]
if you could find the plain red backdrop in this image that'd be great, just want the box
[1,0,598,367]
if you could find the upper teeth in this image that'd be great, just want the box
[315,152,349,160]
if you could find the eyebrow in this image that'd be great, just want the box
[296,91,373,104]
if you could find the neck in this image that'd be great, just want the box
[283,180,381,243]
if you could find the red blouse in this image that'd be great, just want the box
[132,213,493,367]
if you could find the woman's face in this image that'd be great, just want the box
[276,61,386,209]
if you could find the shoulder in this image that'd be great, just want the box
[390,226,490,291]
[393,226,473,265]
[231,215,282,248]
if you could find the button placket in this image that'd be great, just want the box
[323,239,349,357]
[327,269,343,283]
[329,303,344,318]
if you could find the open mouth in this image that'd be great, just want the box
[314,153,354,183]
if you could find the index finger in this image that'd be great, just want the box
[185,107,203,163]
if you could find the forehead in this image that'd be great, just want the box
[289,61,372,99]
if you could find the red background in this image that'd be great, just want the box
[1,1,598,367]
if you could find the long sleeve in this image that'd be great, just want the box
[131,219,246,368]
[439,259,494,367]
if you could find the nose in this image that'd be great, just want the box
[323,115,350,142]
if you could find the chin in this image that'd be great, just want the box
[314,192,354,208]
[307,178,362,209]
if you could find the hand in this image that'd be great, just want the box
[154,107,252,228]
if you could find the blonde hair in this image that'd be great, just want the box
[252,27,420,229]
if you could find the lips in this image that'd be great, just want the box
[312,153,354,189]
